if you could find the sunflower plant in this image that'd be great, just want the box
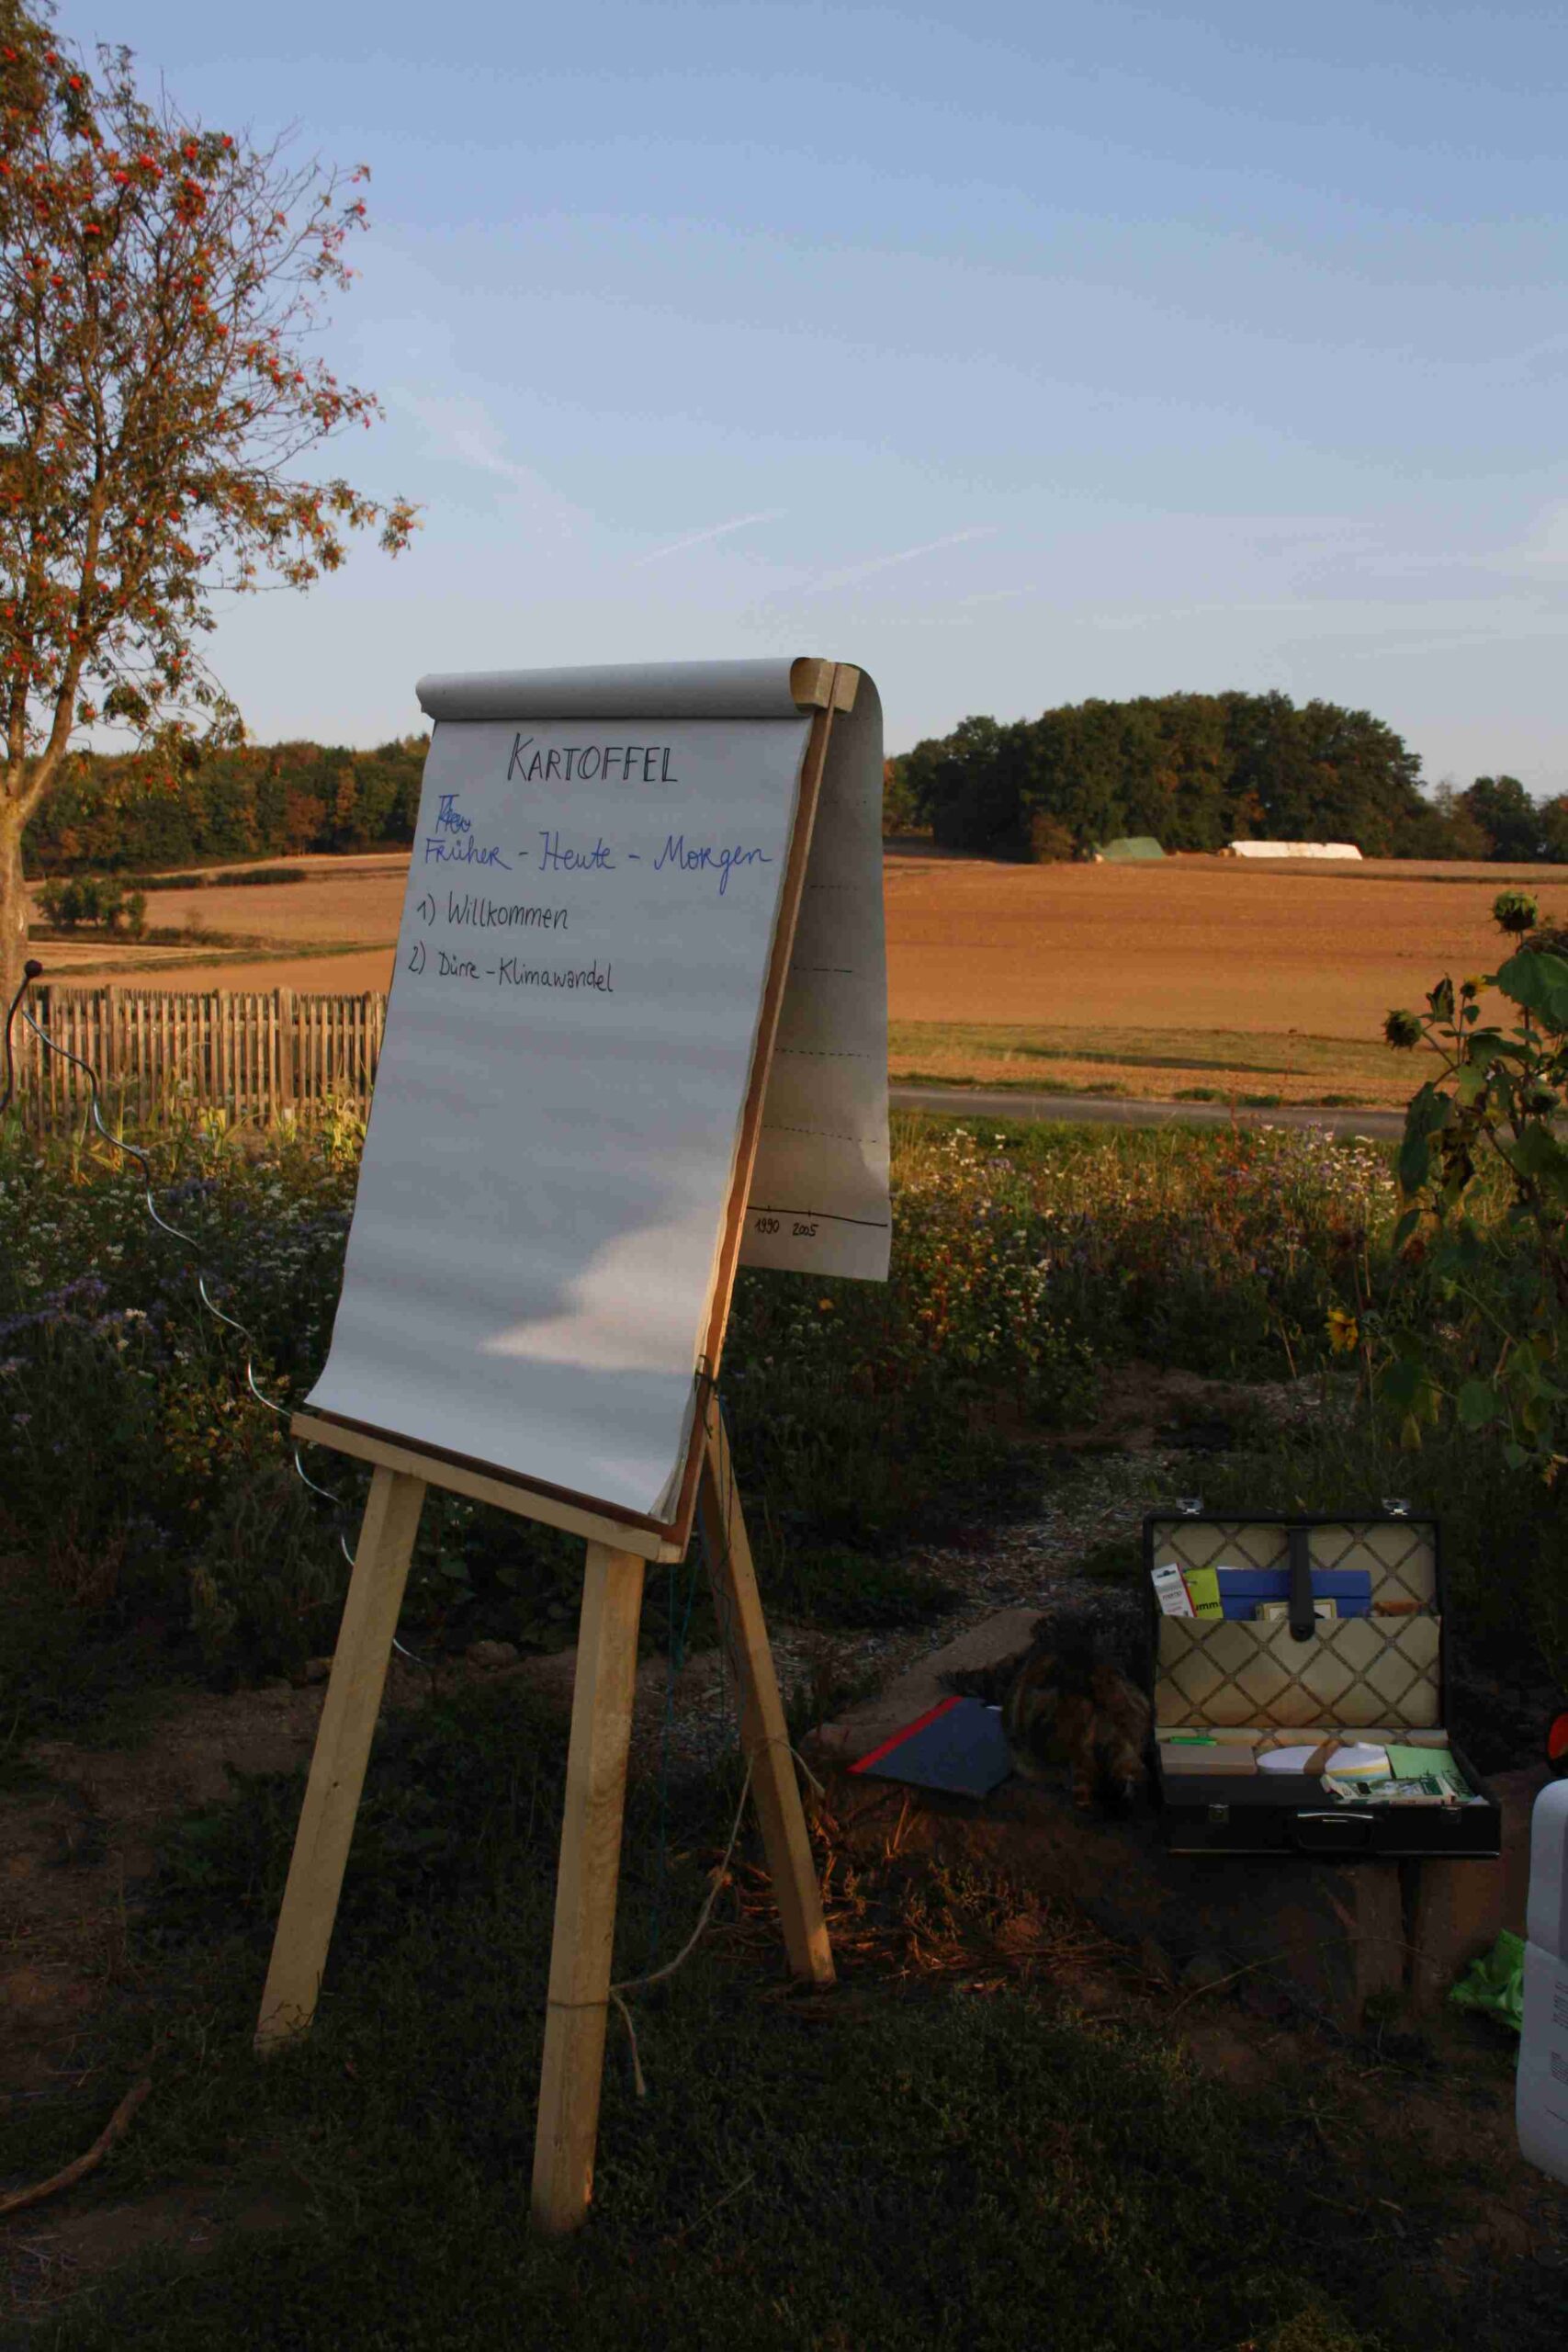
[1381,892,1568,1474]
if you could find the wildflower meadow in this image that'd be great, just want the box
[6,1094,1558,1755]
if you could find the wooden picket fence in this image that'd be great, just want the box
[11,986,389,1129]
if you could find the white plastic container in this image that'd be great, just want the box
[1517,1780,1568,2187]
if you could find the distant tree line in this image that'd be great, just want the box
[22,707,1566,877]
[22,738,430,874]
[886,691,1567,862]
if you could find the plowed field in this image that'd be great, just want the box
[30,848,1564,1105]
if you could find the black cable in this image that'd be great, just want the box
[0,958,45,1122]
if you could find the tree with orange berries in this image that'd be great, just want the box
[0,2,415,1006]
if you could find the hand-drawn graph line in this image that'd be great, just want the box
[757,1121,872,1142]
[745,1204,891,1231]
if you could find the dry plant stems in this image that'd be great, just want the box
[709,1792,1118,1997]
[0,2075,150,2217]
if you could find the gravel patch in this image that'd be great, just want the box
[644,1369,1336,1781]
[644,1447,1188,1781]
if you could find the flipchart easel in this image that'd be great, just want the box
[254,659,859,2236]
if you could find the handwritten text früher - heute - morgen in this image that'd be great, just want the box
[421,827,773,897]
[419,790,773,896]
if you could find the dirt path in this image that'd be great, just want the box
[891,1083,1406,1136]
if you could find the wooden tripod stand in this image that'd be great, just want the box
[254,1394,832,2236]
[256,658,862,2234]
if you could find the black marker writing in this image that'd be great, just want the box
[446,893,570,932]
[507,734,678,785]
[497,956,615,993]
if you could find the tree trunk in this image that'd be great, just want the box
[0,800,32,1016]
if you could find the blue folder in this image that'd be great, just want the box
[1216,1567,1371,1619]
[849,1696,1013,1797]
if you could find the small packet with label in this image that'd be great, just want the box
[1152,1564,1193,1617]
[1152,1563,1223,1619]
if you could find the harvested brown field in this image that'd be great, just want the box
[28,846,1566,1104]
[25,852,407,994]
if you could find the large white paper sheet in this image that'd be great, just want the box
[741,679,891,1282]
[307,703,810,1521]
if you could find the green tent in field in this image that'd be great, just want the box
[1094,836,1165,863]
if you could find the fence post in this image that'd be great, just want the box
[277,988,297,1114]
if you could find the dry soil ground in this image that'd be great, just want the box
[29,849,1568,1104]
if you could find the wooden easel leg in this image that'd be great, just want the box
[530,1542,646,2237]
[699,1407,835,1988]
[254,1465,426,2051]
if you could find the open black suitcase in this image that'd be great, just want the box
[1145,1512,1501,1860]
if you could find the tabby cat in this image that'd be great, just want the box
[950,1616,1152,1811]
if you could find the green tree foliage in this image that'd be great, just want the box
[1460,774,1541,862]
[1395,782,1492,862]
[1540,796,1568,865]
[22,732,428,869]
[0,2,413,1002]
[895,690,1438,857]
[36,869,143,931]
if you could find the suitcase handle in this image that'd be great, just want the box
[1287,1525,1315,1642]
[1289,1811,1374,1853]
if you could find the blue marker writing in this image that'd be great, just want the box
[653,835,772,895]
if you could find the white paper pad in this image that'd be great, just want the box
[306,660,888,1523]
[1258,1744,1388,1777]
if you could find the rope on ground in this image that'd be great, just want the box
[604,1722,829,2098]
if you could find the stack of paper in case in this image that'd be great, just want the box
[1517,1780,1568,2185]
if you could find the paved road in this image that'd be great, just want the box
[889,1084,1404,1141]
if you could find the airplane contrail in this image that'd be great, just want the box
[807,526,997,594]
[631,511,784,568]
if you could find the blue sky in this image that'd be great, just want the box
[83,2,1568,781]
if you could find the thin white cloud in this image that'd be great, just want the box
[395,391,590,538]
[1503,500,1568,574]
[953,585,1039,609]
[806,526,998,595]
[630,511,784,568]
[1086,598,1317,632]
